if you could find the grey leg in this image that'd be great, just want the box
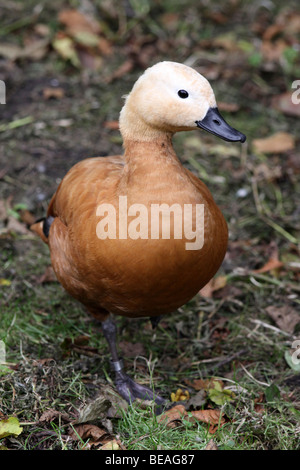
[101,316,165,408]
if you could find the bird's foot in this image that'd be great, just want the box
[111,359,166,412]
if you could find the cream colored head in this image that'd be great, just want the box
[119,61,216,140]
[119,61,246,144]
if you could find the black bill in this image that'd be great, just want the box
[196,107,246,143]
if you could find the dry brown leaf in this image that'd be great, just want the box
[39,409,70,423]
[205,438,219,450]
[43,87,65,100]
[158,404,225,433]
[100,439,121,450]
[19,209,36,226]
[254,393,265,415]
[6,216,30,235]
[185,378,224,391]
[261,39,288,63]
[0,38,49,61]
[254,162,283,182]
[105,60,134,84]
[218,101,240,113]
[58,9,101,36]
[200,275,227,298]
[253,257,283,274]
[262,23,283,41]
[104,120,119,130]
[69,423,110,447]
[253,241,283,274]
[272,92,300,117]
[36,266,57,284]
[265,305,300,334]
[188,409,225,434]
[119,340,145,358]
[158,404,186,428]
[253,132,295,154]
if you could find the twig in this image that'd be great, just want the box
[239,363,269,387]
[210,349,248,371]
[249,318,295,338]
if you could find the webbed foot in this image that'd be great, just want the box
[111,360,165,412]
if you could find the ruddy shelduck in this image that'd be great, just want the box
[32,61,246,406]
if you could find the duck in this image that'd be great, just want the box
[31,61,246,407]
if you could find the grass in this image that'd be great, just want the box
[1,136,299,449]
[1,247,299,449]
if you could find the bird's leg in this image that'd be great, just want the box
[150,315,162,329]
[101,316,165,408]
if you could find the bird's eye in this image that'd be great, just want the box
[178,90,189,99]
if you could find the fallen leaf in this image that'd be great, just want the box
[204,438,218,450]
[207,381,235,406]
[36,266,57,284]
[69,423,110,447]
[185,378,224,391]
[104,120,119,130]
[61,335,99,358]
[19,209,36,226]
[254,162,283,182]
[266,305,300,334]
[200,275,227,298]
[39,409,70,423]
[52,34,80,67]
[253,132,295,154]
[0,38,49,61]
[58,9,101,36]
[188,409,225,434]
[262,23,283,41]
[43,87,65,100]
[6,216,30,235]
[34,23,51,37]
[105,59,134,83]
[0,279,11,287]
[218,101,240,113]
[158,404,225,433]
[170,388,190,402]
[261,39,288,63]
[100,439,121,450]
[272,92,300,117]
[254,392,265,414]
[158,404,186,428]
[77,386,128,422]
[119,340,145,358]
[185,390,206,409]
[253,241,283,274]
[0,417,23,439]
[253,257,283,274]
[55,9,111,70]
[264,383,280,402]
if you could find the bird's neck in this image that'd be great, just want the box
[123,134,181,169]
[119,99,173,143]
[117,135,191,201]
